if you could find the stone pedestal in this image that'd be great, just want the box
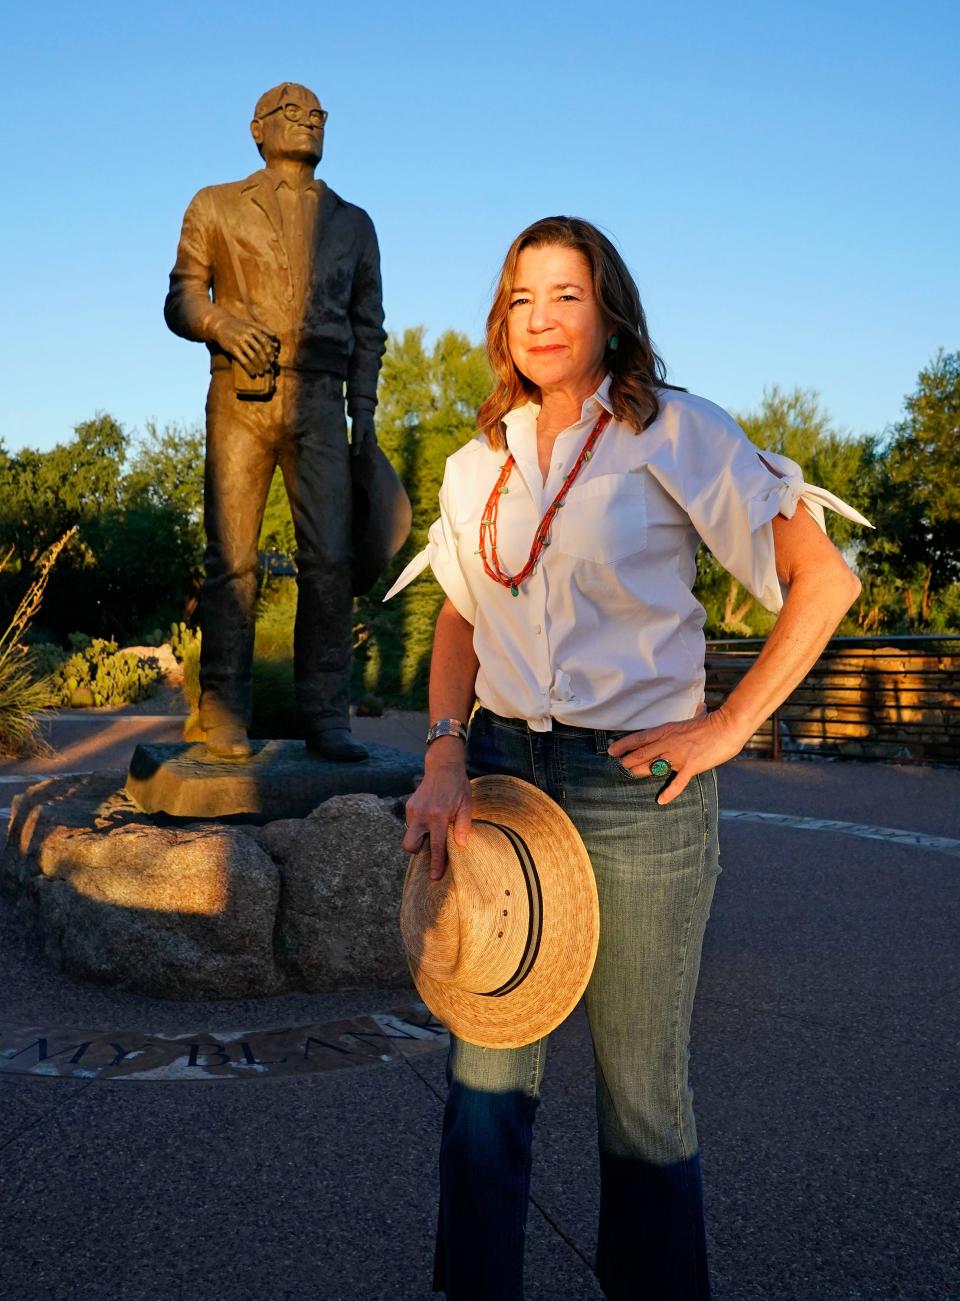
[1,768,420,1000]
[126,739,423,822]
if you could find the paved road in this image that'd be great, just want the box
[0,715,957,1298]
[0,713,188,816]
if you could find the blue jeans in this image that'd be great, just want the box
[433,708,721,1300]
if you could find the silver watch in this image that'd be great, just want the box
[425,718,468,745]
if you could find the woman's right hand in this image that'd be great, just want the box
[402,741,473,880]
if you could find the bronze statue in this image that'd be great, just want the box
[165,82,387,762]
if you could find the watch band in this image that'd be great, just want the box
[426,717,468,745]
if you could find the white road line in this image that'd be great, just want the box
[46,713,187,721]
[4,793,955,857]
[720,809,960,857]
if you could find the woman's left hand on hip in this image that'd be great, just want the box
[607,709,747,806]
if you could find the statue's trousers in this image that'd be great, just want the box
[198,368,353,734]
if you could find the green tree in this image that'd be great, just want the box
[122,418,206,611]
[0,415,205,643]
[123,419,204,534]
[858,351,960,627]
[0,413,127,564]
[736,386,869,548]
[355,327,491,704]
[258,469,297,557]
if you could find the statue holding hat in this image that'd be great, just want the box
[165,81,408,762]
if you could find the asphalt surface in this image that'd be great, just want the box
[0,711,957,1299]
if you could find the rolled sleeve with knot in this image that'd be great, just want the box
[657,405,873,614]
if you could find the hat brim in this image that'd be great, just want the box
[351,446,412,595]
[402,775,600,1049]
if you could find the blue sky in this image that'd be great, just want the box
[2,0,957,452]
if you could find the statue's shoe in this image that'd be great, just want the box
[204,723,253,759]
[305,728,369,763]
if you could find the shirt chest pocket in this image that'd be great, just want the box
[554,472,648,563]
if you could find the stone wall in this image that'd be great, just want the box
[705,643,960,764]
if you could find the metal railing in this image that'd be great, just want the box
[704,635,960,765]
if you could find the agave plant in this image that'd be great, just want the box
[0,528,76,757]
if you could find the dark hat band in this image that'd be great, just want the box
[471,820,544,998]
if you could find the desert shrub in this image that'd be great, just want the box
[254,578,297,662]
[0,531,73,756]
[22,640,68,680]
[249,581,300,735]
[175,585,302,733]
[181,638,201,714]
[0,647,57,755]
[168,620,200,664]
[169,620,202,715]
[50,637,162,708]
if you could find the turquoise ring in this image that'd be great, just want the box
[649,758,671,778]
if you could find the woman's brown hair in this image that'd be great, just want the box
[477,216,676,449]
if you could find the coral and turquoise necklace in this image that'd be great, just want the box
[478,409,612,596]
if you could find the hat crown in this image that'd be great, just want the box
[401,878,461,982]
[401,822,532,994]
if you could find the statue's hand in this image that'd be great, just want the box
[212,315,279,377]
[350,408,378,458]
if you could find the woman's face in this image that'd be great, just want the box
[506,244,608,395]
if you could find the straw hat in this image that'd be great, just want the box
[399,775,600,1049]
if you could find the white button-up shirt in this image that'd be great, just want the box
[385,376,870,733]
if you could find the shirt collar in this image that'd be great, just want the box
[268,171,319,195]
[501,372,613,438]
[501,397,539,439]
[593,372,614,414]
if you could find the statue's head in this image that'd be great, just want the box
[250,82,326,167]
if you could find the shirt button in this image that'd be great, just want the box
[533,624,542,634]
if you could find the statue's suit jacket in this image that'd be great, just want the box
[164,168,386,409]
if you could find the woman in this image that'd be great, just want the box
[391,216,868,1300]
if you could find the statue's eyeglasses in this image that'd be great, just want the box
[259,103,328,127]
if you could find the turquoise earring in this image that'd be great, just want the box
[608,334,619,351]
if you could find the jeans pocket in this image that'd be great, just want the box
[700,768,722,875]
[611,753,646,781]
[611,753,676,795]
